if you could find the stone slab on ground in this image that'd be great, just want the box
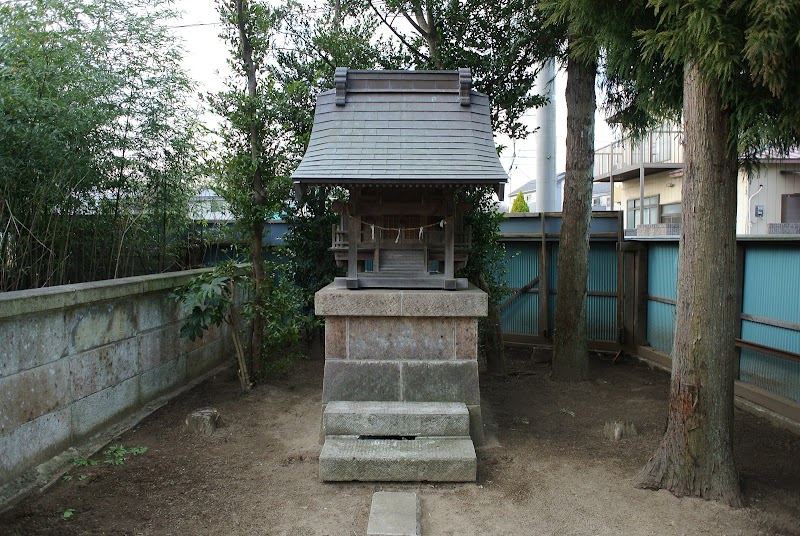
[319,437,476,482]
[184,408,223,436]
[367,491,421,536]
[323,401,470,437]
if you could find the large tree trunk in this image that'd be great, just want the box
[551,42,595,382]
[236,0,264,379]
[637,57,742,507]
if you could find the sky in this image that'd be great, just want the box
[169,1,616,194]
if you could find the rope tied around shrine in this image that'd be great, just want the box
[343,210,454,243]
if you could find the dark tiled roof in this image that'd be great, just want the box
[292,69,508,187]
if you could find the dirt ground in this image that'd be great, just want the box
[3,349,800,536]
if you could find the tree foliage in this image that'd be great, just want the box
[207,0,301,379]
[360,0,562,139]
[0,0,203,291]
[273,0,409,314]
[205,0,406,377]
[510,192,530,213]
[457,187,509,372]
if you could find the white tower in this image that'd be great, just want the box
[533,60,558,213]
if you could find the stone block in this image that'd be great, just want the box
[221,323,235,356]
[466,404,486,446]
[322,361,401,402]
[319,437,476,482]
[138,324,180,372]
[70,376,139,438]
[0,408,71,483]
[139,356,186,402]
[137,268,211,294]
[0,360,71,433]
[323,401,470,437]
[367,492,421,536]
[402,361,480,405]
[315,285,402,317]
[603,420,638,441]
[205,322,221,342]
[69,339,139,401]
[0,285,76,320]
[347,317,454,360]
[400,287,487,317]
[0,311,67,378]
[186,338,223,379]
[64,278,145,308]
[324,317,347,359]
[180,321,215,354]
[68,301,136,353]
[184,408,223,436]
[454,318,478,360]
[136,294,180,333]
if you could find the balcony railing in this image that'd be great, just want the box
[594,128,683,179]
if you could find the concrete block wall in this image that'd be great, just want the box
[315,284,487,444]
[0,269,232,484]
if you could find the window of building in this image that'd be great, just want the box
[626,195,659,229]
[660,203,681,224]
[782,193,800,223]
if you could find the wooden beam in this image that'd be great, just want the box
[635,345,672,370]
[347,212,359,282]
[618,240,645,252]
[616,212,624,344]
[622,251,635,348]
[647,294,677,306]
[444,204,455,281]
[734,243,745,380]
[740,313,800,333]
[634,248,649,347]
[735,338,800,364]
[549,290,618,298]
[498,276,539,312]
[499,333,619,353]
[734,381,800,427]
[538,212,549,338]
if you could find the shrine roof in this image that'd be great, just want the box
[292,68,508,193]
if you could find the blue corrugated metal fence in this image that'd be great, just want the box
[498,215,800,405]
[499,213,620,344]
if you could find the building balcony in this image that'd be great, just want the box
[594,127,684,182]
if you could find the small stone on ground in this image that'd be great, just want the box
[184,408,223,436]
[367,491,421,536]
[603,420,637,441]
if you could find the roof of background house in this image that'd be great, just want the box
[593,182,611,195]
[510,174,610,197]
[755,147,800,161]
[508,179,536,197]
[292,68,508,190]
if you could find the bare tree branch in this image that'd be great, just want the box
[366,0,430,64]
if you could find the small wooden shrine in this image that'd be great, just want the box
[294,69,508,482]
[292,68,508,290]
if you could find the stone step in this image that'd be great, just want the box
[319,436,476,482]
[323,401,470,438]
[367,491,421,536]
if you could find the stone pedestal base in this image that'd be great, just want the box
[315,284,487,445]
